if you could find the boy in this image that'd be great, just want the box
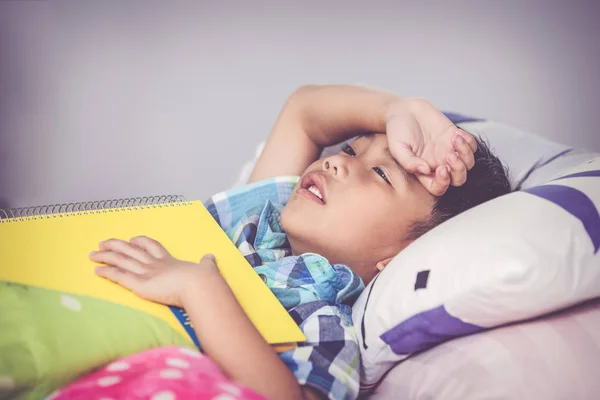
[90,85,511,399]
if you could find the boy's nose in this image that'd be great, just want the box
[322,155,349,178]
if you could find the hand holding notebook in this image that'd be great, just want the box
[90,236,223,309]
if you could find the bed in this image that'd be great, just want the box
[237,115,600,399]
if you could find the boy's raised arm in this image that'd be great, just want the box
[248,84,478,197]
[248,85,399,182]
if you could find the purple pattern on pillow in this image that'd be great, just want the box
[380,305,484,355]
[442,112,485,124]
[524,183,600,253]
[553,169,600,181]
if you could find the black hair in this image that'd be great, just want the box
[405,135,511,241]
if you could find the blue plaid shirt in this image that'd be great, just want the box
[204,176,364,400]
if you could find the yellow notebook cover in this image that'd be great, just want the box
[0,197,306,347]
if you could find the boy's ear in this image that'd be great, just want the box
[375,257,394,272]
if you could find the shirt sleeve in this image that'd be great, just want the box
[203,176,299,232]
[279,300,361,400]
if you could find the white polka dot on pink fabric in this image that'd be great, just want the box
[159,369,183,380]
[106,361,130,372]
[178,347,202,358]
[151,391,176,400]
[165,358,190,369]
[218,382,242,396]
[97,376,121,387]
[211,394,237,400]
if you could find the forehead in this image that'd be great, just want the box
[352,133,397,163]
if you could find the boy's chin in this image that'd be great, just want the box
[281,201,317,238]
[279,202,293,232]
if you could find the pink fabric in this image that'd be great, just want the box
[48,346,267,400]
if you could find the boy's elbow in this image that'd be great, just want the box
[287,85,323,106]
[292,84,319,96]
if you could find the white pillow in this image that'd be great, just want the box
[454,119,595,189]
[370,298,600,400]
[352,156,600,386]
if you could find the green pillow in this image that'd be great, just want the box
[0,282,194,400]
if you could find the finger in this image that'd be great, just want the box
[95,265,141,291]
[129,236,171,260]
[453,134,475,170]
[457,129,477,153]
[98,238,155,264]
[90,250,146,274]
[429,165,451,196]
[200,253,215,263]
[446,151,467,186]
[199,253,219,269]
[415,173,433,195]
[390,145,431,175]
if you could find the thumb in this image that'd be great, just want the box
[200,253,216,263]
[391,145,431,175]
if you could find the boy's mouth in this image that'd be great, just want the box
[298,173,327,205]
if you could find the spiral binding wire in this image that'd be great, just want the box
[0,195,191,223]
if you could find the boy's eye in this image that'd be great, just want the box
[341,144,356,157]
[373,167,392,185]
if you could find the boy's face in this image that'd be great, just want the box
[281,133,435,284]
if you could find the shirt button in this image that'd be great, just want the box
[258,273,267,283]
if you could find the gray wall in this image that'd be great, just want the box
[1,0,599,209]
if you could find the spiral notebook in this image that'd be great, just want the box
[0,196,305,350]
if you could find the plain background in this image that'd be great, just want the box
[1,0,599,209]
